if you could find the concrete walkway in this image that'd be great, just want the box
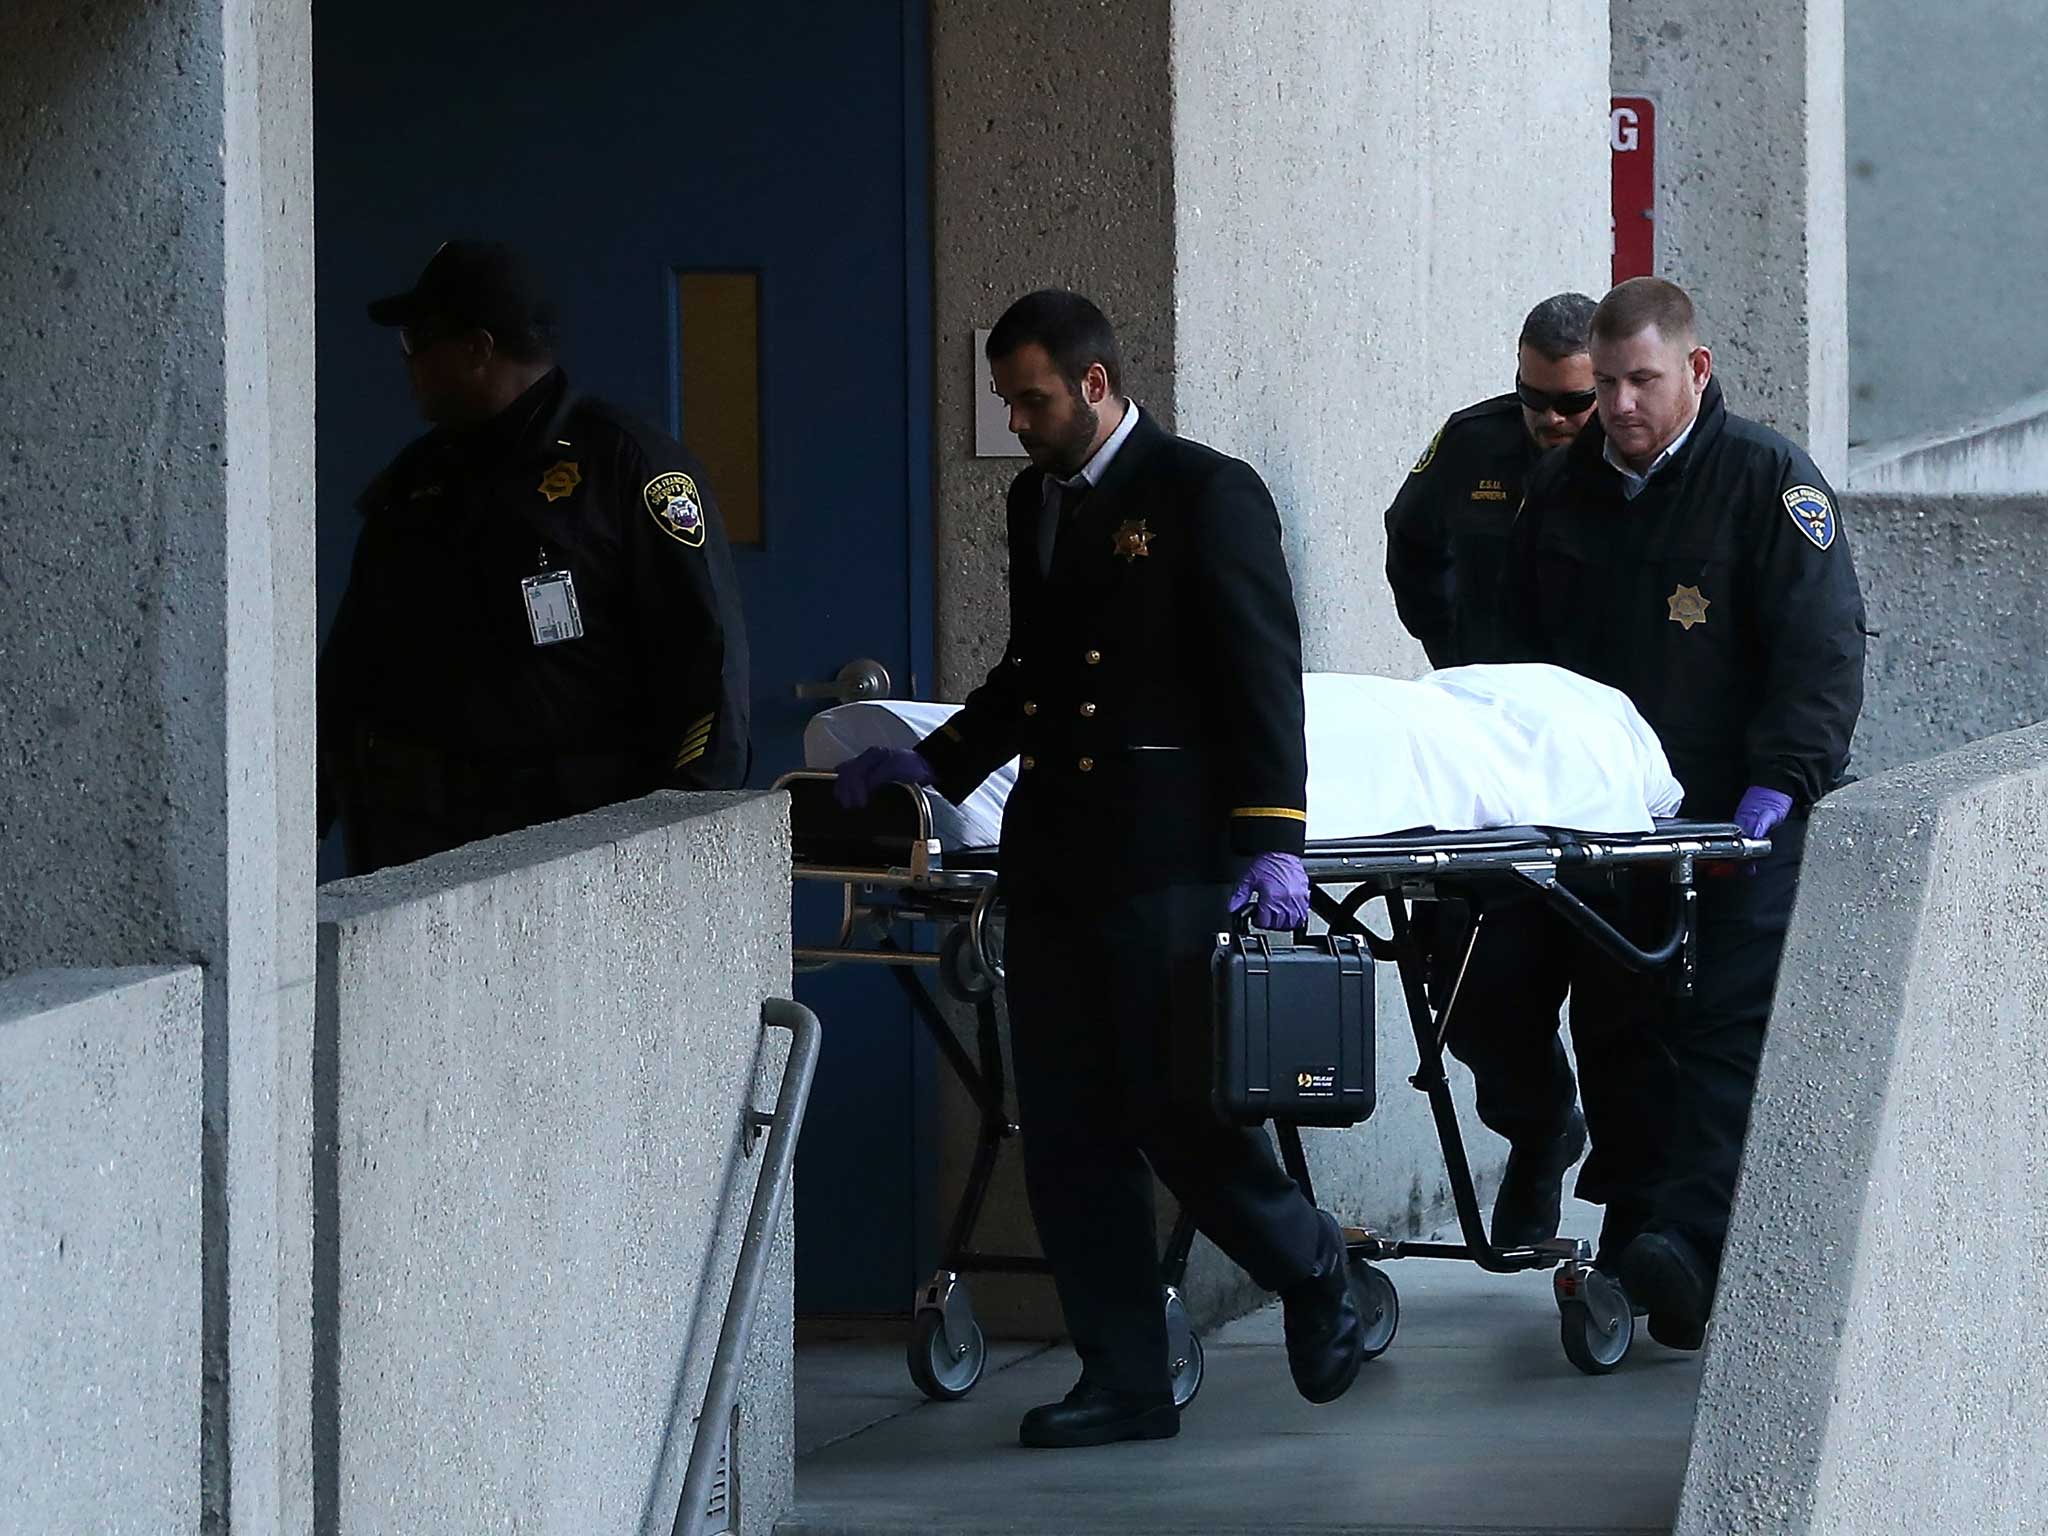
[788,1203,1704,1536]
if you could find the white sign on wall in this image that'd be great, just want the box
[972,328,1028,458]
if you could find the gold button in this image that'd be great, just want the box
[1020,755,1036,771]
[1078,757,1095,772]
[1079,702,1097,717]
[1012,654,1025,666]
[1022,701,1038,716]
[1084,649,1102,665]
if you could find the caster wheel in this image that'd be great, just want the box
[938,922,999,1003]
[1348,1259,1399,1360]
[908,1305,987,1400]
[1164,1287,1205,1408]
[1556,1265,1634,1375]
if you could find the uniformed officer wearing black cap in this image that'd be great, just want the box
[836,291,1365,1449]
[319,240,750,873]
[1504,276,1867,1350]
[1382,292,1603,1254]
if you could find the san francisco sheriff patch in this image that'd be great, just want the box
[644,471,706,548]
[1781,484,1836,551]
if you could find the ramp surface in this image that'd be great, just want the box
[790,1200,1701,1535]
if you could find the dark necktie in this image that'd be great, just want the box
[1038,477,1090,578]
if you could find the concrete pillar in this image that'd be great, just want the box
[931,0,1610,1330]
[0,1,316,1530]
[1613,0,1849,480]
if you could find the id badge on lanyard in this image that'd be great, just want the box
[521,545,584,646]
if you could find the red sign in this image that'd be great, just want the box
[1611,96,1656,284]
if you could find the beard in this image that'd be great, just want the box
[1022,390,1100,477]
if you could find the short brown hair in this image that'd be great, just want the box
[1591,277,1697,348]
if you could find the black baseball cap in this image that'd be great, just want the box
[366,240,558,340]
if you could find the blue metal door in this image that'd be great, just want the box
[314,0,936,1314]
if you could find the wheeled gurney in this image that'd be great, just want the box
[779,767,1768,1399]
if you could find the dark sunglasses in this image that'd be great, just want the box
[1514,373,1598,417]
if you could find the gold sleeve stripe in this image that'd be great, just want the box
[678,723,714,748]
[940,722,963,742]
[687,712,715,732]
[674,743,707,769]
[1230,806,1308,823]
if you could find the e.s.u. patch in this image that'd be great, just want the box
[644,471,707,547]
[1782,484,1836,551]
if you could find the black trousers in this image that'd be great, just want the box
[1431,900,1577,1145]
[1443,821,1807,1270]
[1646,816,1807,1269]
[1005,882,1325,1399]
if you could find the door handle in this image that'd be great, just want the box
[794,657,893,705]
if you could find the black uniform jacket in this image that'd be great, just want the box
[319,368,750,866]
[1502,379,1866,818]
[917,409,1309,895]
[1384,393,1536,667]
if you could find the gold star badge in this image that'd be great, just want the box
[537,461,582,503]
[1112,519,1153,561]
[1667,584,1710,630]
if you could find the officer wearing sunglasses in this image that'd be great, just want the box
[1380,292,1601,1257]
[1384,292,1599,671]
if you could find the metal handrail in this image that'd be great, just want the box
[672,998,821,1536]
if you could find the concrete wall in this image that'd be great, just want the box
[1847,493,2048,776]
[0,3,318,1529]
[1847,2,2048,451]
[0,967,205,1536]
[1173,0,1611,676]
[314,792,794,1536]
[1677,724,2048,1534]
[1613,0,1849,481]
[929,0,1177,699]
[1849,392,2048,496]
[929,0,1609,1334]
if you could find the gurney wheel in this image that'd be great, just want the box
[1164,1287,1204,1408]
[908,1307,987,1401]
[938,922,1000,1004]
[1556,1265,1634,1375]
[1348,1259,1399,1360]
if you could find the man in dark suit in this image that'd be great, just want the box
[837,290,1365,1448]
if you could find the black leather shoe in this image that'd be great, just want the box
[1018,1382,1179,1449]
[1490,1108,1588,1249]
[1617,1229,1710,1351]
[1281,1211,1366,1405]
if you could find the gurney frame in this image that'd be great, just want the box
[777,771,1767,1396]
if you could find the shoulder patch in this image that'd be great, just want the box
[1409,425,1445,475]
[1781,483,1836,551]
[644,470,707,548]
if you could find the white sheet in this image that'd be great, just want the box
[803,663,1684,846]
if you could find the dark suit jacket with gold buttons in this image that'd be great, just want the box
[917,409,1308,895]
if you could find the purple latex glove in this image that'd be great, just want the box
[833,746,935,809]
[1733,785,1793,841]
[1230,852,1311,931]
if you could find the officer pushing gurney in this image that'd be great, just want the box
[1503,276,1868,1349]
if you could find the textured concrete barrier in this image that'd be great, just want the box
[315,791,792,1536]
[1848,492,2048,776]
[0,966,204,1536]
[1678,724,2048,1534]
